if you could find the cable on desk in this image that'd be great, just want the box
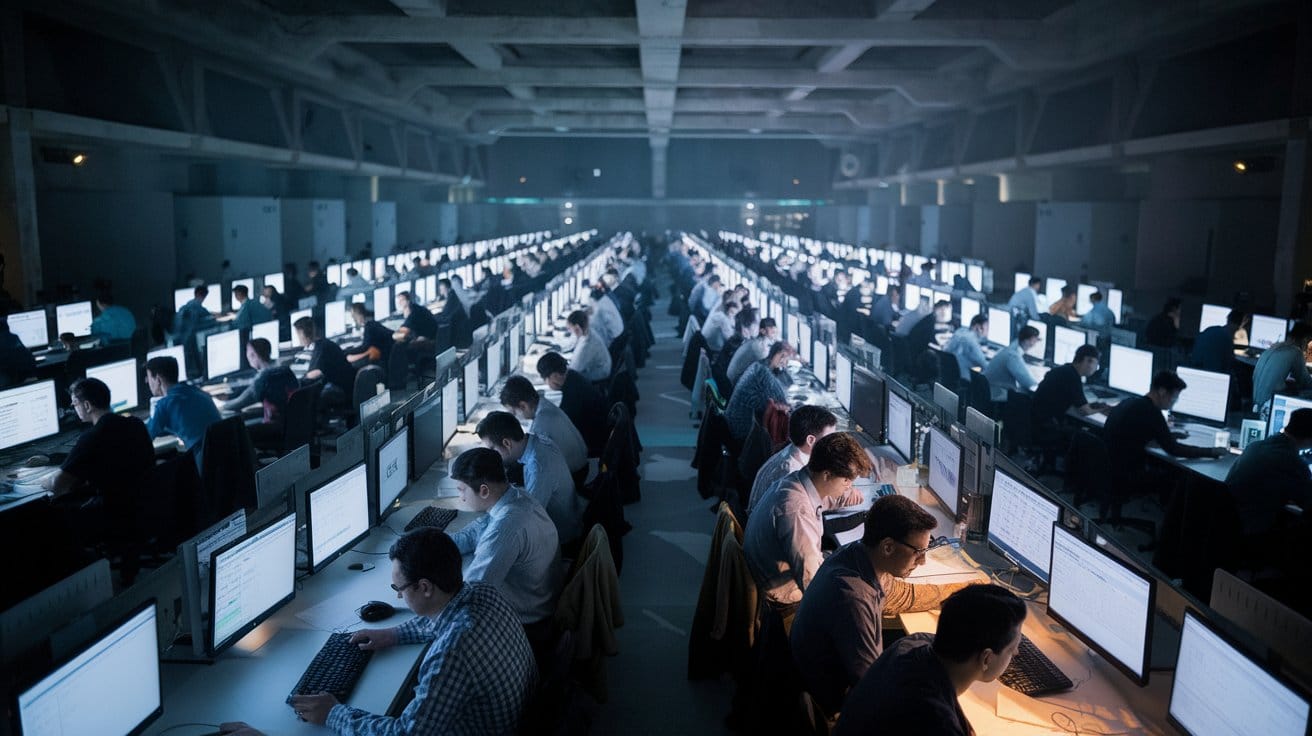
[154,723,222,735]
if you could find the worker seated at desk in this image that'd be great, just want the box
[536,351,609,456]
[1031,345,1109,472]
[792,496,984,719]
[870,286,901,331]
[448,447,563,658]
[41,377,154,547]
[914,299,954,348]
[893,295,932,338]
[744,432,874,630]
[1252,322,1312,415]
[89,293,136,342]
[944,314,990,382]
[700,291,739,354]
[982,325,1041,400]
[221,338,298,447]
[1191,308,1246,372]
[344,302,393,367]
[724,341,794,443]
[1048,285,1078,322]
[746,405,843,519]
[589,285,624,349]
[392,290,439,369]
[499,375,589,488]
[1224,407,1312,567]
[295,316,354,406]
[727,315,777,384]
[229,284,272,331]
[271,529,538,736]
[172,284,216,370]
[476,411,585,550]
[1007,276,1044,322]
[0,315,36,388]
[835,584,1027,736]
[145,355,222,469]
[712,306,756,383]
[434,278,473,350]
[1142,297,1182,349]
[1081,290,1117,331]
[564,310,612,382]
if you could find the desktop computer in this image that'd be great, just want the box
[209,513,296,655]
[205,330,242,380]
[147,345,190,383]
[811,339,829,390]
[1267,394,1312,436]
[786,313,800,346]
[442,376,459,447]
[959,297,981,327]
[251,320,279,360]
[375,426,410,521]
[305,463,370,573]
[835,349,853,412]
[885,386,914,464]
[1024,319,1047,360]
[1014,272,1031,295]
[1052,325,1090,366]
[987,306,1012,347]
[1108,344,1154,396]
[7,308,49,348]
[0,379,60,452]
[932,382,960,424]
[410,389,446,480]
[177,509,248,659]
[987,467,1061,583]
[289,307,313,333]
[925,426,962,519]
[797,320,812,365]
[324,300,347,339]
[373,286,391,321]
[359,390,392,429]
[262,272,285,295]
[1076,283,1098,315]
[903,283,921,311]
[1173,367,1231,426]
[55,301,94,338]
[1250,314,1288,351]
[849,367,885,441]
[1198,303,1230,333]
[485,336,504,394]
[85,357,140,413]
[462,351,480,423]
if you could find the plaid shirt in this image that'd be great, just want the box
[326,582,537,736]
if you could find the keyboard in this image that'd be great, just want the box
[404,506,457,533]
[285,632,373,704]
[999,634,1073,697]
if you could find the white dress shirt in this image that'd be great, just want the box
[727,335,771,383]
[743,468,826,606]
[451,485,562,624]
[590,296,623,346]
[701,309,736,352]
[569,331,612,382]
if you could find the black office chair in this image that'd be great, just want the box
[935,351,962,395]
[1066,429,1156,542]
[385,345,410,392]
[198,416,258,527]
[966,372,996,418]
[279,384,321,458]
[999,390,1036,458]
[347,365,386,427]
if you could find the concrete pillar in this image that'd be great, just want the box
[0,111,42,304]
[1274,136,1312,314]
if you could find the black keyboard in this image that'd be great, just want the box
[404,506,457,533]
[1000,635,1073,697]
[285,633,373,703]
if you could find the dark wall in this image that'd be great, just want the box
[666,139,836,199]
[484,137,652,198]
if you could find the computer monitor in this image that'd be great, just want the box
[786,313,800,345]
[986,306,1011,347]
[442,376,458,447]
[262,272,284,295]
[886,387,914,464]
[903,283,921,311]
[1168,611,1311,736]
[0,379,59,451]
[987,468,1060,583]
[1024,319,1046,359]
[1250,314,1288,350]
[1267,394,1312,437]
[147,344,189,383]
[797,320,812,365]
[6,308,49,348]
[769,297,783,327]
[462,355,480,423]
[373,286,391,321]
[1173,367,1231,425]
[229,278,255,311]
[933,382,960,422]
[327,264,341,287]
[55,301,94,338]
[250,320,280,360]
[965,406,999,446]
[966,264,983,291]
[836,350,853,412]
[926,426,961,517]
[811,340,829,390]
[324,300,347,338]
[255,444,310,510]
[376,427,410,521]
[1076,283,1098,315]
[205,330,241,380]
[86,357,140,413]
[1052,325,1089,366]
[850,367,885,439]
[1106,289,1123,322]
[289,307,312,331]
[1014,272,1031,295]
[486,337,503,393]
[17,601,161,736]
[173,287,194,312]
[1047,523,1155,684]
[208,513,296,656]
[1045,278,1067,306]
[359,389,391,428]
[959,297,980,327]
[305,463,370,573]
[1108,344,1153,395]
[1199,303,1230,333]
[425,275,437,304]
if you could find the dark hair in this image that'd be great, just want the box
[449,447,507,487]
[233,284,249,299]
[788,405,838,447]
[144,355,180,384]
[1285,409,1312,438]
[969,314,988,328]
[499,375,539,409]
[194,285,208,299]
[1289,322,1312,345]
[720,291,737,310]
[69,377,111,410]
[933,584,1027,662]
[567,310,589,330]
[807,432,874,479]
[248,337,273,362]
[767,340,791,361]
[735,307,758,331]
[933,300,951,310]
[350,302,369,318]
[862,495,937,547]
[707,274,722,286]
[438,278,452,291]
[293,316,317,339]
[537,351,568,378]
[1073,344,1100,363]
[396,290,412,304]
[759,317,777,330]
[346,268,359,277]
[1027,277,1042,287]
[477,410,526,446]
[1150,370,1187,393]
[388,528,462,595]
[1017,325,1040,341]
[1162,297,1182,313]
[1225,309,1246,327]
[1090,291,1103,303]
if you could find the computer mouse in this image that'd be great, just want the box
[358,601,396,623]
[25,455,50,467]
[347,562,364,571]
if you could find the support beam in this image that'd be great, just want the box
[636,0,687,198]
[0,14,39,304]
[471,111,863,137]
[447,42,504,71]
[462,95,892,127]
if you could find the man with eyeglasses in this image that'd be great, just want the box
[790,495,985,719]
[282,528,536,735]
[744,432,874,630]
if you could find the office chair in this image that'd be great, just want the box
[966,372,996,418]
[1065,430,1156,544]
[348,365,386,427]
[198,416,258,528]
[1154,475,1240,598]
[385,346,410,392]
[935,351,962,395]
[999,390,1036,458]
[279,383,321,458]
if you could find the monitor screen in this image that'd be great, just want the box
[886,388,913,463]
[209,513,296,655]
[1173,367,1231,424]
[307,463,370,573]
[926,426,961,516]
[173,288,194,312]
[797,321,812,365]
[414,277,428,304]
[85,357,140,413]
[324,300,347,338]
[836,350,853,412]
[1076,284,1098,315]
[55,301,94,338]
[262,272,284,295]
[0,380,59,451]
[812,340,828,390]
[850,367,885,439]
[147,344,189,383]
[1108,345,1153,395]
[442,377,458,447]
[359,389,391,427]
[377,427,410,519]
[966,264,983,291]
[959,297,980,327]
[1052,325,1088,366]
[1199,303,1230,333]
[327,264,341,287]
[1267,394,1312,437]
[1106,289,1123,322]
[1048,524,1154,683]
[1014,272,1031,295]
[987,468,1060,583]
[17,603,160,736]
[255,445,310,510]
[6,308,49,348]
[462,356,479,423]
[251,320,280,360]
[1024,319,1046,359]
[1250,314,1288,350]
[486,338,503,393]
[986,306,1011,346]
[206,330,241,380]
[1044,278,1067,306]
[425,275,437,303]
[903,283,921,311]
[786,313,800,346]
[373,286,391,321]
[230,278,255,311]
[933,382,959,421]
[1168,611,1311,736]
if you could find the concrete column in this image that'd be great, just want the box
[1273,136,1312,314]
[0,111,42,304]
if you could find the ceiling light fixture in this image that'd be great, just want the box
[1232,160,1248,173]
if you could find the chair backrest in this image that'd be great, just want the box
[1065,429,1110,497]
[999,390,1034,451]
[967,372,993,413]
[352,365,385,412]
[199,416,258,526]
[935,350,962,393]
[704,378,726,410]
[385,347,409,391]
[282,384,320,452]
[682,316,701,357]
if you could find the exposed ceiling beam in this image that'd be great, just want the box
[471,111,864,136]
[636,0,688,198]
[464,95,892,127]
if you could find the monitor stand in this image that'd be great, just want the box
[1149,611,1182,672]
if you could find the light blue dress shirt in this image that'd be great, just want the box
[1007,287,1041,322]
[944,326,989,381]
[450,485,562,624]
[983,341,1039,399]
[1081,301,1116,330]
[89,305,136,341]
[521,433,584,545]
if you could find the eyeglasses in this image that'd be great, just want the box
[893,536,950,556]
[390,580,418,595]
